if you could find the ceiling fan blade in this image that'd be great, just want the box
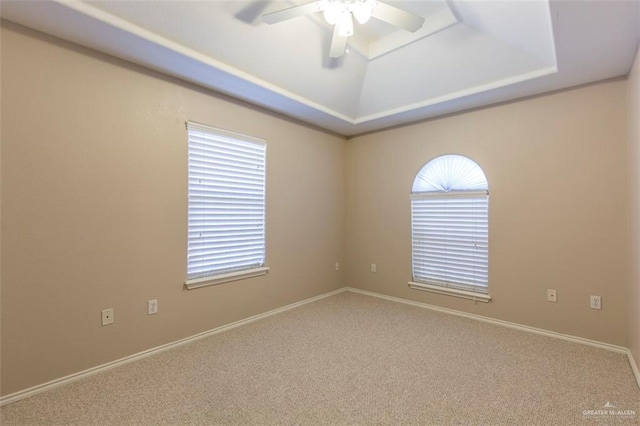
[329,25,348,58]
[371,2,425,32]
[262,1,321,24]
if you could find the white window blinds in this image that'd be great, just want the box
[187,122,266,283]
[411,155,488,294]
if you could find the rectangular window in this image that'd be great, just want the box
[411,191,489,298]
[185,122,268,289]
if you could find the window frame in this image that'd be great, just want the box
[185,121,268,290]
[408,154,490,302]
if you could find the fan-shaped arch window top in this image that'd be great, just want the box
[412,154,488,194]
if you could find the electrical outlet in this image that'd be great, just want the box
[547,289,557,302]
[148,299,158,315]
[101,308,114,326]
[370,263,377,273]
[335,262,340,271]
[590,295,602,310]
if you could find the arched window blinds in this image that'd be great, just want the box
[411,155,489,295]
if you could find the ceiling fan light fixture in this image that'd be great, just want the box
[351,0,377,24]
[337,11,354,37]
[262,0,426,58]
[322,1,342,25]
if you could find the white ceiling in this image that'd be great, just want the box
[2,0,639,136]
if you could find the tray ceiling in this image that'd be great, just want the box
[2,0,639,136]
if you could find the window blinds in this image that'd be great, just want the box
[187,122,266,281]
[411,191,488,293]
[410,154,489,294]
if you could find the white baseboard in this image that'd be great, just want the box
[0,287,348,407]
[345,287,629,354]
[346,287,640,390]
[628,350,640,391]
[3,285,638,406]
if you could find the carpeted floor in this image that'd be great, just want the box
[1,291,639,425]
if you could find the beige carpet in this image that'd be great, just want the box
[1,291,639,425]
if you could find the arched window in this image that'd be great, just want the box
[410,155,489,300]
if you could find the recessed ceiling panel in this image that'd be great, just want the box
[83,0,557,120]
[357,23,554,118]
[2,0,638,136]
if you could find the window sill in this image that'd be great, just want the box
[185,267,270,290]
[408,281,491,303]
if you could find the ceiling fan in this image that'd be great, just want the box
[262,0,425,58]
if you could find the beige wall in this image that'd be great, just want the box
[629,45,640,372]
[0,23,346,396]
[1,19,636,399]
[0,19,3,390]
[347,80,629,346]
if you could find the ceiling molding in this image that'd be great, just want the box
[2,0,638,136]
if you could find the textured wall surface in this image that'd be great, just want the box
[1,23,346,396]
[628,45,640,372]
[1,19,636,398]
[347,79,629,346]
